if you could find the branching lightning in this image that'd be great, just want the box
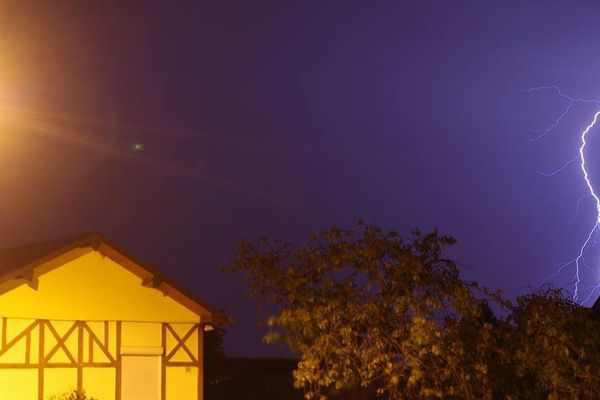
[573,111,600,302]
[528,86,600,304]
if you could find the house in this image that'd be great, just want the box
[0,232,227,400]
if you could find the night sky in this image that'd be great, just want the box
[2,1,600,357]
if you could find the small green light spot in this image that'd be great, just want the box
[132,143,144,152]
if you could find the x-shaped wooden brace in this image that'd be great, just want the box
[44,321,78,365]
[165,324,197,363]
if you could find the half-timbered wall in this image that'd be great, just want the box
[0,318,204,400]
[0,248,214,399]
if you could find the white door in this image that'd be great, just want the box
[121,355,161,400]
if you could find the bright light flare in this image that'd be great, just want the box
[0,104,274,202]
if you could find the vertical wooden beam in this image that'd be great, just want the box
[115,321,122,400]
[104,321,109,350]
[25,332,31,365]
[197,324,204,400]
[77,322,83,393]
[161,323,167,400]
[38,320,45,400]
[1,317,6,348]
[88,323,94,364]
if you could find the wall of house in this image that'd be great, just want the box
[163,322,201,400]
[0,250,203,322]
[0,319,203,399]
[0,250,206,400]
[0,318,118,399]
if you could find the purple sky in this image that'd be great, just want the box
[2,1,600,356]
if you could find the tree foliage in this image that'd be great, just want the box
[48,389,97,400]
[230,223,600,399]
[506,289,600,399]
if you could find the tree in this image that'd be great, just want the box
[505,288,600,400]
[229,223,506,399]
[48,389,97,400]
[230,223,600,399]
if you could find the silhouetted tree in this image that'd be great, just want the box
[48,389,97,400]
[504,288,600,400]
[230,222,600,399]
[229,222,507,399]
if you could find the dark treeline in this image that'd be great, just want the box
[222,222,600,400]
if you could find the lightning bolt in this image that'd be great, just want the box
[527,86,600,303]
[573,111,600,301]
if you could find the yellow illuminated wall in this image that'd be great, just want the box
[0,250,203,322]
[0,248,208,400]
[167,367,198,400]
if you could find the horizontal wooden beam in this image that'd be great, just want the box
[0,362,117,369]
[165,361,199,367]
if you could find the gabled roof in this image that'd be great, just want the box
[0,232,228,326]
